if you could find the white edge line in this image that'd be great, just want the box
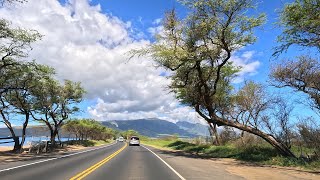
[141,145,186,180]
[0,141,117,173]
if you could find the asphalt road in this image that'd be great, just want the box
[0,142,183,180]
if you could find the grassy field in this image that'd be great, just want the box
[141,139,320,170]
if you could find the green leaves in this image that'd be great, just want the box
[131,0,264,118]
[0,18,85,146]
[64,119,116,140]
[0,19,41,62]
[274,0,320,56]
[270,55,320,111]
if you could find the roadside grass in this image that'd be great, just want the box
[142,139,320,170]
[141,139,176,149]
[65,139,112,147]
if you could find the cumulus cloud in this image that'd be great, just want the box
[231,51,261,83]
[147,25,164,36]
[152,18,162,25]
[0,0,184,121]
[0,0,260,124]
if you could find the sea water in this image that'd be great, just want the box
[0,136,71,147]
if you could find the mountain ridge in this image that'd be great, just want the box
[101,118,209,137]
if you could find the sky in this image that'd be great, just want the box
[0,0,317,126]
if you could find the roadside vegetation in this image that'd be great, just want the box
[0,0,86,153]
[66,139,112,147]
[63,119,117,141]
[1,0,319,171]
[142,134,320,170]
[62,119,117,146]
[132,0,320,161]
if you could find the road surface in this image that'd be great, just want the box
[0,142,186,180]
[2,142,315,180]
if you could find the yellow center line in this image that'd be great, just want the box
[70,143,127,180]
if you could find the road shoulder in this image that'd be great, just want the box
[144,144,320,180]
[0,141,116,171]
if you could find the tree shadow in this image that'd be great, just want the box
[0,146,78,165]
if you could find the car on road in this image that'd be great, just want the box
[129,136,140,146]
[118,137,124,142]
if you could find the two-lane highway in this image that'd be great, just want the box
[81,144,182,180]
[0,142,184,180]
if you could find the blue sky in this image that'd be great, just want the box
[71,0,317,122]
[0,0,318,127]
[86,0,295,82]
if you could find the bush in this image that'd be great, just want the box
[234,132,265,149]
[219,127,239,145]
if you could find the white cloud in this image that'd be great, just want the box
[0,0,186,121]
[231,51,261,83]
[241,50,255,60]
[88,99,207,124]
[0,0,261,125]
[152,18,162,25]
[147,25,164,36]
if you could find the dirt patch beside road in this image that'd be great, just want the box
[0,145,87,164]
[217,158,320,180]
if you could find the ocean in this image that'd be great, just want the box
[0,136,71,147]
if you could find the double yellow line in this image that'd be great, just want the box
[70,143,127,180]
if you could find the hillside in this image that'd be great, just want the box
[176,121,209,136]
[102,118,209,137]
[0,119,209,138]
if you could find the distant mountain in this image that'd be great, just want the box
[0,119,209,138]
[176,121,209,136]
[101,118,209,137]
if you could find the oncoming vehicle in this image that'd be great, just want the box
[118,137,124,142]
[129,136,140,146]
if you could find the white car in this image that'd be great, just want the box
[118,137,124,142]
[129,136,140,146]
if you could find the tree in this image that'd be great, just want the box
[121,130,139,139]
[0,62,53,152]
[0,17,41,152]
[273,0,320,56]
[0,19,41,93]
[0,0,27,6]
[63,119,116,141]
[227,82,295,156]
[271,0,320,140]
[131,0,297,157]
[297,118,320,159]
[262,97,294,150]
[270,56,320,113]
[31,79,85,146]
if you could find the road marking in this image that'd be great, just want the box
[70,143,127,180]
[141,145,186,180]
[0,142,117,173]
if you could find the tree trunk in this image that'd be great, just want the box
[0,110,21,152]
[50,130,55,147]
[57,131,61,143]
[50,128,59,148]
[208,123,220,145]
[19,113,29,152]
[212,115,296,158]
[212,123,220,145]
